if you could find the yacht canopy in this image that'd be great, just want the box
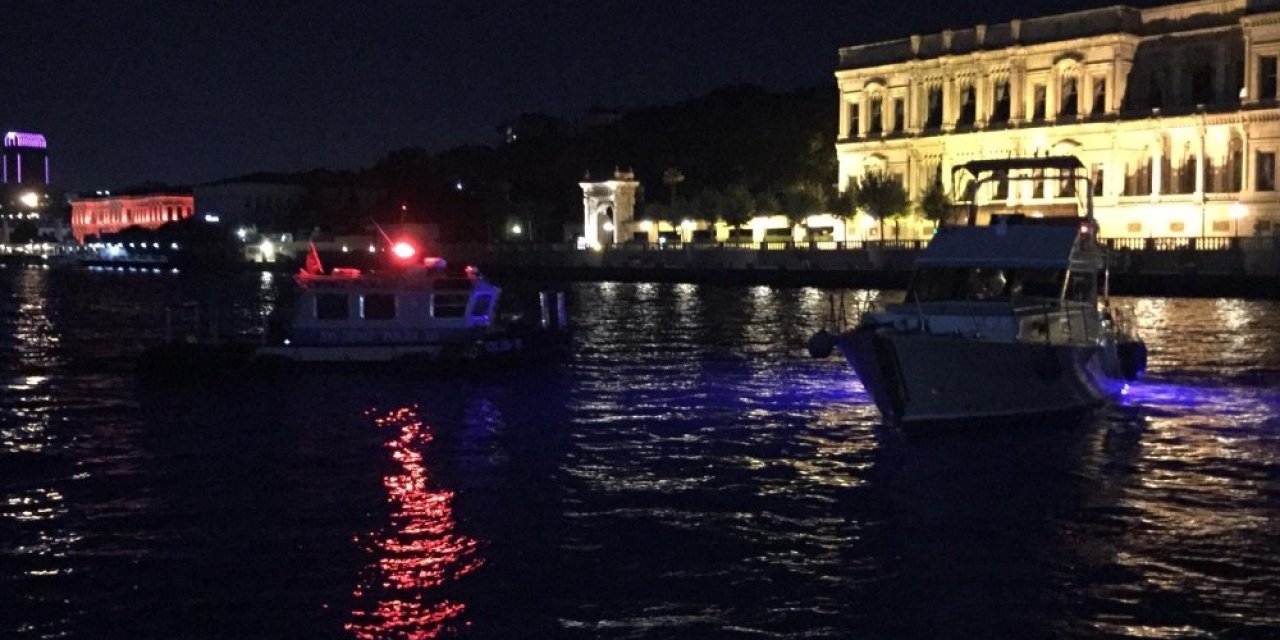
[916,225,1082,269]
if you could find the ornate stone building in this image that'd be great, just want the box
[836,0,1280,240]
[70,192,194,243]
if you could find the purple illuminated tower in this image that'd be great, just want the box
[3,131,49,185]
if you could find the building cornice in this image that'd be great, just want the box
[1240,10,1280,28]
[834,107,1280,151]
[835,33,1141,81]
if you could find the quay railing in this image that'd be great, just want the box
[473,235,1271,254]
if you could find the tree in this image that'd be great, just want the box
[642,202,670,232]
[753,191,780,218]
[669,196,696,237]
[719,184,754,236]
[827,188,856,242]
[662,167,686,204]
[850,171,909,241]
[917,177,952,230]
[780,183,825,241]
[693,188,724,227]
[9,220,39,244]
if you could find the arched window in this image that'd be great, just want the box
[1060,75,1079,117]
[869,94,884,134]
[992,78,1011,123]
[957,84,976,126]
[1227,135,1243,193]
[926,85,943,129]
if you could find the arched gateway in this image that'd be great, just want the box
[579,170,639,247]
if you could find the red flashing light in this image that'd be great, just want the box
[391,241,416,260]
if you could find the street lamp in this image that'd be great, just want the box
[511,223,522,236]
[19,192,39,209]
[1231,203,1247,237]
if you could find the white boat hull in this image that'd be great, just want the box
[837,326,1120,426]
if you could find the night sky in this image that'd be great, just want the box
[4,0,1156,192]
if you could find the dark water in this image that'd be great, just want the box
[2,266,1278,639]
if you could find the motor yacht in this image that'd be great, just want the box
[835,156,1146,426]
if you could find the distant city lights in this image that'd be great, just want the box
[204,213,221,223]
[19,192,39,208]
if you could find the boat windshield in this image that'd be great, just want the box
[908,267,1065,304]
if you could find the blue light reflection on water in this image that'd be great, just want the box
[1,271,1279,638]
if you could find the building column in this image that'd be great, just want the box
[1151,143,1164,200]
[838,94,851,139]
[1047,72,1059,120]
[860,93,871,136]
[1081,73,1093,116]
[905,78,917,132]
[1195,129,1207,198]
[976,72,988,128]
[943,77,955,130]
[1010,66,1024,123]
[1242,124,1252,191]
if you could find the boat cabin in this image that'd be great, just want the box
[283,264,501,347]
[905,218,1104,309]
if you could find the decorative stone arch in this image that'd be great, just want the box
[579,170,639,247]
[1054,58,1084,117]
[1051,138,1083,156]
[862,78,888,95]
[863,153,890,175]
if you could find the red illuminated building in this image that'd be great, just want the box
[70,192,194,243]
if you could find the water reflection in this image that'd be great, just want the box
[347,405,482,639]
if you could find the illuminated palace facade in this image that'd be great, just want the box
[70,192,194,243]
[836,0,1280,240]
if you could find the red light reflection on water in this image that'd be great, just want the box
[346,406,482,639]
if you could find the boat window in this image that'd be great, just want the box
[471,295,493,317]
[1011,270,1064,299]
[910,268,1064,302]
[361,294,396,320]
[315,294,349,320]
[433,293,469,318]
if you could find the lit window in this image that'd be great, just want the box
[1256,151,1276,191]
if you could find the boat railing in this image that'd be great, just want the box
[952,156,1092,226]
[1009,299,1100,345]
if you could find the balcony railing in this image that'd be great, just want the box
[1102,236,1244,251]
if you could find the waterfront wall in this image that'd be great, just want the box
[442,238,1280,298]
